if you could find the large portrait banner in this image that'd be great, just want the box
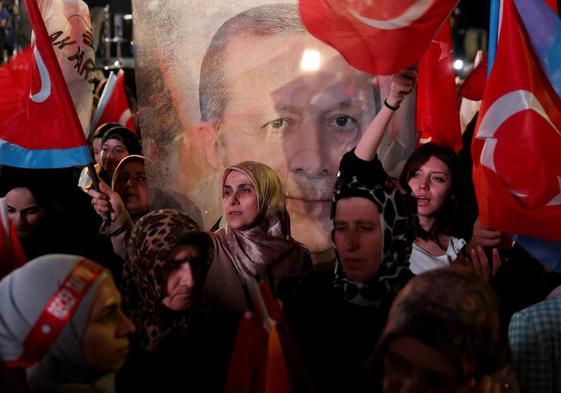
[133,0,417,262]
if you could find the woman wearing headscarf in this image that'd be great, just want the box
[78,123,121,192]
[284,69,418,392]
[117,209,237,392]
[203,161,313,315]
[0,167,122,279]
[376,268,518,393]
[97,126,142,186]
[89,155,203,260]
[0,254,135,393]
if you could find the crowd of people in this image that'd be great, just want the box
[0,1,16,64]
[1,61,560,393]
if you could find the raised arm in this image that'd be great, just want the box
[354,68,418,161]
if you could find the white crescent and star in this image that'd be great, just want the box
[29,47,52,103]
[347,0,434,30]
[477,89,561,206]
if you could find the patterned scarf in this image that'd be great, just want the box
[332,152,417,308]
[123,209,213,352]
[218,161,301,282]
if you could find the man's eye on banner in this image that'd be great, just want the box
[132,1,418,262]
[298,0,460,75]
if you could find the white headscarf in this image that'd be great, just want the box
[0,254,110,391]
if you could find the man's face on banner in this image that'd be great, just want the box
[202,32,376,254]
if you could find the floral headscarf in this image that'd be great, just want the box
[123,209,213,352]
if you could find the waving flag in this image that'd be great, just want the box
[472,0,561,241]
[416,19,461,150]
[0,0,92,169]
[89,70,136,137]
[39,0,94,132]
[459,53,488,101]
[299,0,459,75]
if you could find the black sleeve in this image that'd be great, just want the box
[337,148,389,189]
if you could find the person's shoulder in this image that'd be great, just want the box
[518,296,561,318]
[338,148,389,187]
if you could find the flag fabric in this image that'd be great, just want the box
[39,0,94,132]
[515,234,561,273]
[545,0,558,13]
[89,70,136,137]
[416,18,462,151]
[459,53,488,101]
[299,0,459,75]
[225,280,292,393]
[0,198,27,279]
[472,0,561,241]
[0,0,92,169]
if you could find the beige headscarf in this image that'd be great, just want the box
[218,161,303,281]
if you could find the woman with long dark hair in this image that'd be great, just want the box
[399,143,471,275]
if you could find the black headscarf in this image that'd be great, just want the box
[331,150,417,308]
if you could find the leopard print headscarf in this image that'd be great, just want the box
[332,151,417,308]
[123,209,213,351]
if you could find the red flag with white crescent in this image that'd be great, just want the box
[416,18,462,150]
[0,0,91,169]
[459,53,488,101]
[90,70,136,135]
[472,0,561,241]
[299,0,459,75]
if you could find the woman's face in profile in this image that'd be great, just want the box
[82,277,135,376]
[222,170,259,230]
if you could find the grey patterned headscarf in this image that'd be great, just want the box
[332,152,417,307]
[0,254,109,390]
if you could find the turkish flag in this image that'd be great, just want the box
[0,0,91,169]
[299,0,459,75]
[459,54,488,101]
[416,18,462,151]
[90,70,136,135]
[472,0,561,241]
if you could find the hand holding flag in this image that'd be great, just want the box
[89,70,136,138]
[472,0,561,241]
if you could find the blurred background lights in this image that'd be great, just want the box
[453,59,465,70]
[300,50,321,71]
